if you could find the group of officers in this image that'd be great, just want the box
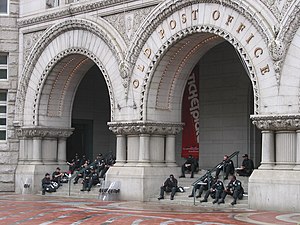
[42,153,116,194]
[158,153,254,205]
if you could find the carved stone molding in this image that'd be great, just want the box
[16,127,74,138]
[18,0,157,27]
[251,114,300,130]
[127,0,272,67]
[108,121,184,135]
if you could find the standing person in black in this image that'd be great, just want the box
[215,155,234,180]
[158,174,178,200]
[200,177,224,204]
[42,173,52,195]
[236,154,254,177]
[218,175,244,205]
[179,155,198,178]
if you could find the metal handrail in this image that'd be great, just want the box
[191,151,240,187]
[191,151,239,205]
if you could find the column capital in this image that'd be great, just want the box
[108,121,184,135]
[251,114,300,131]
[16,126,74,138]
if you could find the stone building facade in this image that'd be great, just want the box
[1,0,300,212]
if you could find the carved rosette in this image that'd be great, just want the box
[108,122,184,135]
[16,127,74,138]
[251,114,300,131]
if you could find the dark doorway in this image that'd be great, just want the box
[67,119,93,162]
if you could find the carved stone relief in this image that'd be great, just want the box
[108,121,184,135]
[23,30,46,63]
[251,114,300,131]
[260,0,294,22]
[103,6,155,46]
[16,127,74,138]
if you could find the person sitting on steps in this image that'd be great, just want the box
[158,174,178,200]
[188,174,213,198]
[236,154,254,177]
[215,154,234,180]
[217,175,244,205]
[179,155,198,178]
[200,177,224,204]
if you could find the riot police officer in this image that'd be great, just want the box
[218,175,244,205]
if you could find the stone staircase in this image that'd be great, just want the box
[148,170,249,209]
[42,178,120,201]
[42,170,249,209]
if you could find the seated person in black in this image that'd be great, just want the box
[218,175,244,205]
[215,155,234,179]
[236,154,254,177]
[81,166,100,192]
[74,162,89,184]
[52,167,63,187]
[42,173,52,195]
[188,174,213,198]
[99,154,116,178]
[158,174,178,200]
[67,153,81,174]
[200,177,224,204]
[179,155,198,178]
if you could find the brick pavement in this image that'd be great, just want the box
[0,194,299,225]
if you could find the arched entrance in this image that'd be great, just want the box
[107,0,277,206]
[67,64,115,162]
[178,41,261,169]
[14,18,126,194]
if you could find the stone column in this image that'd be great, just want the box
[18,137,26,164]
[275,131,296,169]
[125,134,139,166]
[137,134,151,166]
[165,134,177,167]
[32,137,42,164]
[150,135,165,166]
[42,137,58,164]
[294,130,300,170]
[115,134,126,166]
[259,130,275,169]
[57,137,67,163]
[26,139,33,162]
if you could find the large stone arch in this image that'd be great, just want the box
[107,1,300,212]
[14,17,126,194]
[127,0,278,121]
[15,18,127,126]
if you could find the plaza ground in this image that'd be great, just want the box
[0,194,299,224]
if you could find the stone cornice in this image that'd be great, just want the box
[251,114,300,130]
[107,121,184,135]
[16,127,74,138]
[17,0,161,27]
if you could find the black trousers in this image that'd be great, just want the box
[160,186,177,198]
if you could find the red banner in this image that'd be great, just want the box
[181,67,199,159]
